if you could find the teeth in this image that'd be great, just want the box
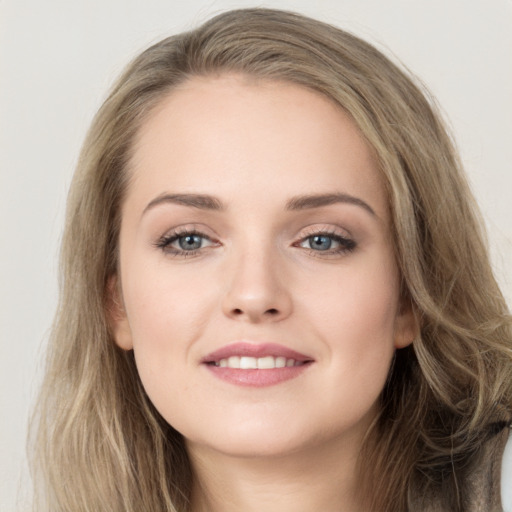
[275,357,287,368]
[258,356,275,369]
[240,356,257,369]
[215,356,300,369]
[227,356,240,368]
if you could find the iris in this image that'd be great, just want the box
[179,234,203,250]
[309,235,332,251]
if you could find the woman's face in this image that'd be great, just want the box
[111,75,416,458]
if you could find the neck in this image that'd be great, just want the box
[187,435,370,512]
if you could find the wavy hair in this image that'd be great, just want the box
[30,8,512,511]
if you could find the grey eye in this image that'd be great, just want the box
[178,234,204,250]
[297,232,356,255]
[307,235,333,251]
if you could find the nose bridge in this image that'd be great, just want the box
[222,237,292,322]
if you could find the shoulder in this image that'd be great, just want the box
[462,423,510,512]
[501,432,512,512]
[410,424,510,512]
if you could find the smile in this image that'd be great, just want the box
[212,356,305,369]
[202,342,314,387]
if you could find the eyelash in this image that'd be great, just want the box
[294,229,356,257]
[155,228,356,258]
[155,228,218,258]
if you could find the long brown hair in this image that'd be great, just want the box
[31,8,512,511]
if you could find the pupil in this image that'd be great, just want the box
[311,235,331,250]
[179,234,201,250]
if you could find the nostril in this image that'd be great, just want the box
[228,307,282,319]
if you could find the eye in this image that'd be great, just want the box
[155,229,217,256]
[176,233,206,251]
[297,232,356,255]
[303,235,335,251]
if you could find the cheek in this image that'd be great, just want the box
[305,257,400,342]
[301,259,400,389]
[123,257,216,338]
[120,263,217,401]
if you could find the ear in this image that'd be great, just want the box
[394,297,419,349]
[105,275,133,351]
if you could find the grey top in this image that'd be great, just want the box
[411,425,510,512]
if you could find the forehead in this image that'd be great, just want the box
[127,74,388,219]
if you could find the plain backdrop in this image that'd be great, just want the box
[1,0,511,510]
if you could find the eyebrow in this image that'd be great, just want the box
[285,193,376,216]
[143,193,225,214]
[143,192,376,217]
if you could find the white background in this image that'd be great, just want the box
[1,0,511,510]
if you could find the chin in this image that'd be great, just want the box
[188,432,313,460]
[177,410,304,456]
[182,411,366,462]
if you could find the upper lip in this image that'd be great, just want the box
[201,342,313,364]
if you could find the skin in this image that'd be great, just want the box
[110,74,417,511]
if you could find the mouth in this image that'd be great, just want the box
[207,355,309,369]
[201,342,314,387]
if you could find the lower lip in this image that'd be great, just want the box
[204,363,312,387]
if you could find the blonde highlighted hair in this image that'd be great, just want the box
[31,8,512,511]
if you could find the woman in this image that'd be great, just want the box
[31,8,512,512]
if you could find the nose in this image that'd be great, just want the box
[221,249,293,323]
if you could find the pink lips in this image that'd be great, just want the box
[202,342,312,363]
[201,342,314,387]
